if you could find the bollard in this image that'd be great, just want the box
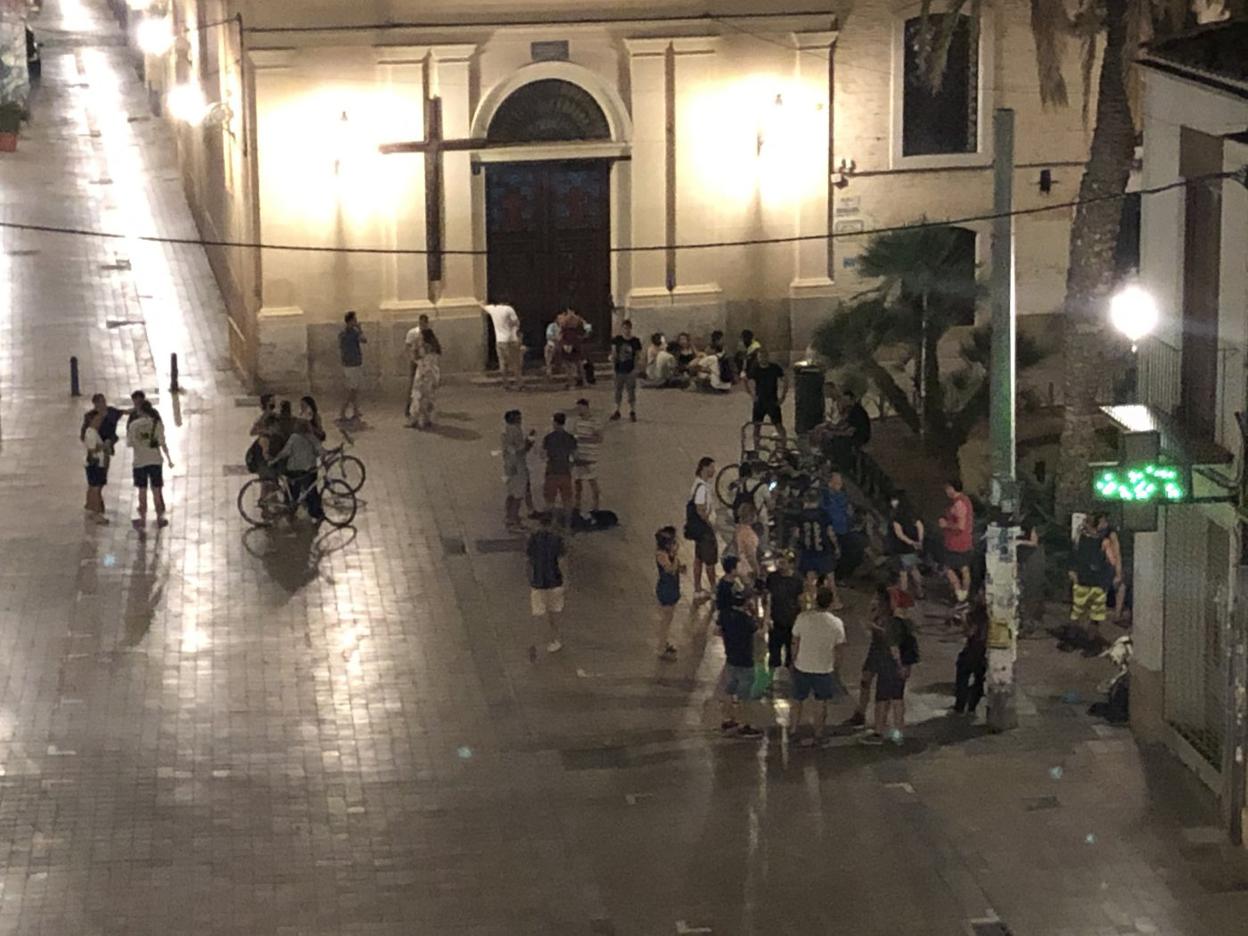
[169,353,179,394]
[70,356,81,397]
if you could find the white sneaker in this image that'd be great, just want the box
[546,640,563,654]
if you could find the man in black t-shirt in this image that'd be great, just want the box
[746,346,788,449]
[609,319,643,422]
[716,557,763,738]
[541,412,578,523]
[765,552,804,670]
[527,513,567,654]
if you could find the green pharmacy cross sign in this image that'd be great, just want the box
[1093,463,1188,503]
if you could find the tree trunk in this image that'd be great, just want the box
[923,323,945,446]
[866,359,921,431]
[1054,0,1136,521]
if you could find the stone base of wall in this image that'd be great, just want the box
[254,293,852,393]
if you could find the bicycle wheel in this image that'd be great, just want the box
[238,478,276,527]
[319,478,357,528]
[325,454,366,493]
[715,463,741,509]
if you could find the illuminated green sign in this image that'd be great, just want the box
[1093,463,1187,503]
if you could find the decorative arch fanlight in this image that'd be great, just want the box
[486,79,611,144]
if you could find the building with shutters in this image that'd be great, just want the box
[1128,18,1247,839]
[124,1,1093,389]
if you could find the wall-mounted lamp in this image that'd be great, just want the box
[831,158,856,189]
[136,17,174,56]
[333,110,350,175]
[1038,168,1053,194]
[756,93,785,155]
[166,84,232,127]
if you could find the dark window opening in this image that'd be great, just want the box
[902,15,978,157]
[487,79,610,144]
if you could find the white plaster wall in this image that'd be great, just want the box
[222,0,1097,384]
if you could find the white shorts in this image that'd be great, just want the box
[572,463,598,481]
[343,365,362,390]
[531,587,565,616]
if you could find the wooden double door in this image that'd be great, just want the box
[485,160,611,354]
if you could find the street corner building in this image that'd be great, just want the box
[142,0,1097,392]
[1125,17,1248,836]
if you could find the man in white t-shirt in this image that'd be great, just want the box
[483,299,522,391]
[403,314,431,417]
[790,587,848,747]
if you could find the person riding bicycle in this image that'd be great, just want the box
[268,419,324,522]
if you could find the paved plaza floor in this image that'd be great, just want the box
[2,2,1248,934]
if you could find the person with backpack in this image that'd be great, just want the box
[861,585,919,746]
[126,398,173,529]
[685,457,719,601]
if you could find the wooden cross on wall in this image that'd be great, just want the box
[378,96,488,284]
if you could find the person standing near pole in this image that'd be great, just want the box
[126,398,173,529]
[609,319,642,422]
[938,479,975,607]
[337,310,366,424]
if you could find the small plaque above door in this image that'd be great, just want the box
[531,40,569,62]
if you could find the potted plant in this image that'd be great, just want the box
[0,101,22,153]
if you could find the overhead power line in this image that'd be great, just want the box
[240,9,836,35]
[0,169,1241,257]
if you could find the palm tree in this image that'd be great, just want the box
[810,225,1042,455]
[913,0,1203,519]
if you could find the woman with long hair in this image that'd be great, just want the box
[408,329,441,429]
[299,395,326,442]
[654,526,684,660]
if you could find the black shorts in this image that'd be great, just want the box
[695,532,719,566]
[133,464,164,489]
[752,400,783,425]
[85,464,108,488]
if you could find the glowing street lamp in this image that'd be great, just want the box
[166,84,209,124]
[136,18,174,56]
[1109,284,1159,351]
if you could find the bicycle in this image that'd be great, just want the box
[237,469,357,529]
[320,430,366,493]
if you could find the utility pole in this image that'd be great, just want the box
[986,108,1020,732]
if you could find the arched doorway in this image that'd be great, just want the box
[484,79,614,354]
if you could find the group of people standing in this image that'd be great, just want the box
[80,390,172,529]
[335,309,443,431]
[246,393,328,522]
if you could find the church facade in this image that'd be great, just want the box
[142,1,1094,389]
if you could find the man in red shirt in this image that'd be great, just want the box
[938,479,975,606]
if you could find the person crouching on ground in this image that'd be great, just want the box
[789,587,848,748]
[716,556,763,738]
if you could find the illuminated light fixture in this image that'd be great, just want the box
[1093,463,1187,503]
[166,84,232,127]
[126,0,157,10]
[1109,283,1159,351]
[136,18,174,56]
[757,93,785,155]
